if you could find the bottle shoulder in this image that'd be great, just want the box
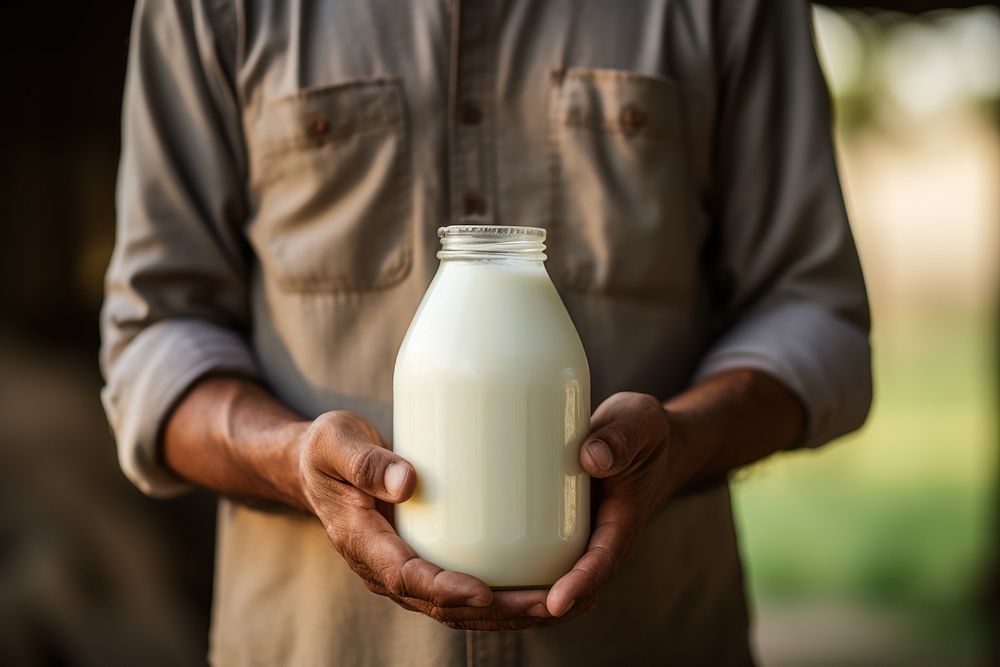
[396,263,588,374]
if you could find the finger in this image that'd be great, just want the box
[424,591,597,630]
[427,589,549,623]
[546,495,635,616]
[442,617,562,632]
[399,557,494,608]
[306,412,416,503]
[347,508,494,608]
[580,393,668,478]
[531,593,598,625]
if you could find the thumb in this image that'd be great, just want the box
[306,413,417,503]
[580,425,643,478]
[579,394,669,478]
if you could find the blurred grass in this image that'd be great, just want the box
[733,309,996,633]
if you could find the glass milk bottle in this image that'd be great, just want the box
[393,225,590,588]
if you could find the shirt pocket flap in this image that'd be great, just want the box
[247,78,405,162]
[244,78,412,293]
[548,67,702,298]
[553,67,681,142]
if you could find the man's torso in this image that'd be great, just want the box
[210,1,752,664]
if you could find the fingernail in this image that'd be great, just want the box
[465,594,492,608]
[384,463,408,497]
[586,441,613,471]
[559,599,576,616]
[528,603,551,618]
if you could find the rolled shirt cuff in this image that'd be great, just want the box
[101,319,259,497]
[693,300,872,448]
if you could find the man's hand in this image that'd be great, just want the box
[544,371,806,617]
[297,410,594,630]
[544,392,674,617]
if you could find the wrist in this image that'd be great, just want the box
[660,406,706,500]
[212,377,314,512]
[282,420,314,512]
[659,369,805,494]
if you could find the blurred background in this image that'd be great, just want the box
[0,2,996,666]
[735,3,1000,666]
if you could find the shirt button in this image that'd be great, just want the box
[463,192,487,216]
[307,117,331,141]
[458,101,482,126]
[620,104,647,133]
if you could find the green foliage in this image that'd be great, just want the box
[733,311,996,648]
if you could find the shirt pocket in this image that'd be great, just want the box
[548,67,695,299]
[244,77,411,293]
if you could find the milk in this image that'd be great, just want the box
[393,226,590,588]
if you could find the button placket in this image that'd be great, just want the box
[459,101,482,126]
[463,192,486,216]
[447,0,496,223]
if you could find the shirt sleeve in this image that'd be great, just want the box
[694,0,873,448]
[100,0,258,497]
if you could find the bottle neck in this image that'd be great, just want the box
[437,225,547,263]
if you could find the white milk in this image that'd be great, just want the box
[393,226,590,588]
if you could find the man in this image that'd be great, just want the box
[101,0,872,664]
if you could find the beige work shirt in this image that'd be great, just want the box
[101,0,872,664]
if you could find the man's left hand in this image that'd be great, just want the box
[545,391,679,617]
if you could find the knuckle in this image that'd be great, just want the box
[607,550,623,575]
[318,410,353,429]
[398,558,424,599]
[304,415,341,463]
[427,570,453,608]
[638,395,669,435]
[348,447,383,489]
[595,544,622,575]
[601,427,632,459]
[310,412,341,440]
[634,393,663,416]
[380,565,407,598]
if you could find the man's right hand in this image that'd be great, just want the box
[165,377,592,631]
